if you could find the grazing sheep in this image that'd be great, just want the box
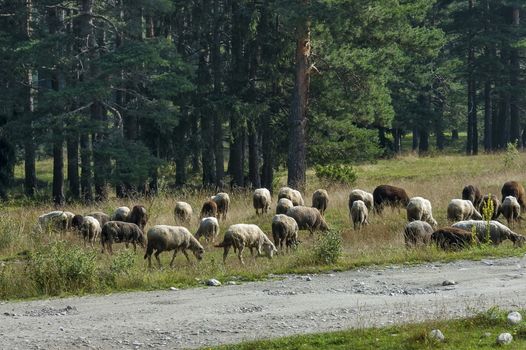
[215,224,277,264]
[406,197,437,227]
[452,220,526,247]
[462,185,482,208]
[501,196,521,228]
[278,187,304,206]
[100,221,145,254]
[63,211,75,230]
[350,200,369,231]
[478,194,501,220]
[87,212,110,227]
[501,181,526,211]
[373,185,409,214]
[312,189,329,216]
[80,216,102,247]
[272,214,299,253]
[200,200,218,219]
[285,206,329,234]
[112,206,130,221]
[71,214,84,231]
[404,221,434,247]
[348,189,374,213]
[174,201,193,225]
[38,211,69,231]
[447,199,483,222]
[194,217,220,243]
[431,227,476,251]
[128,205,148,231]
[276,198,294,215]
[253,188,272,215]
[212,192,230,220]
[144,225,205,268]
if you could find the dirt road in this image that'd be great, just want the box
[2,256,526,349]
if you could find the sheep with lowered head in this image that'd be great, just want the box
[128,205,148,231]
[373,185,409,214]
[278,187,304,206]
[501,181,526,211]
[87,212,110,227]
[403,221,434,247]
[286,206,329,234]
[312,189,329,216]
[144,225,205,268]
[100,221,145,254]
[212,192,230,220]
[348,189,374,213]
[215,224,277,264]
[272,214,299,253]
[462,185,482,208]
[276,198,294,215]
[112,206,130,221]
[431,226,476,251]
[478,194,501,220]
[406,197,437,227]
[194,217,220,243]
[253,188,272,215]
[350,200,368,231]
[447,199,482,222]
[81,216,102,247]
[501,196,521,228]
[200,200,218,219]
[452,220,526,247]
[38,211,69,232]
[174,201,193,225]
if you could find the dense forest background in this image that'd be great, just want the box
[0,0,525,204]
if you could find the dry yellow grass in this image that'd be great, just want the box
[1,152,526,300]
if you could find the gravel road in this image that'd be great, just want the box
[2,256,526,349]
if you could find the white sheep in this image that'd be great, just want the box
[271,214,299,253]
[38,211,69,232]
[276,198,294,215]
[501,196,521,228]
[174,201,193,225]
[144,225,205,268]
[406,197,437,227]
[403,220,434,247]
[112,206,130,221]
[80,216,102,247]
[194,217,220,243]
[211,192,230,220]
[253,188,272,215]
[447,199,483,222]
[312,189,329,216]
[278,187,304,206]
[348,189,374,213]
[63,211,75,230]
[452,220,525,247]
[350,200,369,230]
[215,224,277,264]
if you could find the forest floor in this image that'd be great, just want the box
[1,256,526,349]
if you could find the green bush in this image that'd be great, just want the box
[504,142,520,168]
[26,241,98,296]
[315,164,357,186]
[313,230,343,265]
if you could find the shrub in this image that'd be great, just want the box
[313,230,343,265]
[315,164,357,186]
[26,241,98,296]
[110,249,136,275]
[504,142,520,168]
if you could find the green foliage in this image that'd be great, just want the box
[504,142,520,168]
[312,230,342,265]
[26,241,98,296]
[314,164,357,186]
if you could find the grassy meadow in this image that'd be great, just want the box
[1,151,526,300]
[212,308,526,350]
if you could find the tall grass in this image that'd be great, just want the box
[1,152,526,300]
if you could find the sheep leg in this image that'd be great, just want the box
[132,242,137,252]
[182,250,190,262]
[249,247,255,257]
[169,250,177,267]
[155,251,162,268]
[237,246,245,265]
[223,246,230,263]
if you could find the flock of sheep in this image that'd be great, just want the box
[36,180,526,268]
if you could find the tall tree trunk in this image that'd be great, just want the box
[174,111,189,186]
[91,101,108,201]
[248,122,260,188]
[261,111,274,192]
[211,0,224,188]
[287,10,310,190]
[418,129,429,154]
[466,0,476,155]
[484,80,492,151]
[67,135,80,199]
[509,5,521,146]
[392,129,402,154]
[80,133,92,201]
[412,128,419,151]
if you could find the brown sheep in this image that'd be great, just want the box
[372,185,409,214]
[478,194,501,220]
[200,200,218,219]
[127,205,148,231]
[431,227,477,251]
[501,181,526,212]
[312,189,329,216]
[211,192,230,220]
[285,206,329,234]
[462,185,482,208]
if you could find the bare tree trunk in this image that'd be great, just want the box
[80,133,92,201]
[510,5,521,146]
[484,80,492,151]
[287,10,310,190]
[67,135,80,199]
[412,128,419,151]
[466,0,476,155]
[418,129,429,154]
[211,0,224,188]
